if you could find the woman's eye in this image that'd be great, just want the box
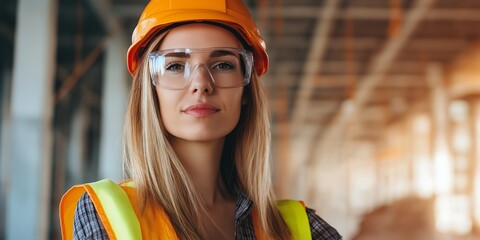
[165,63,185,72]
[213,62,234,71]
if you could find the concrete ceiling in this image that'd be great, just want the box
[5,0,480,164]
[67,0,480,159]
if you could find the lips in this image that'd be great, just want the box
[182,103,220,117]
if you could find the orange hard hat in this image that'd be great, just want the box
[126,0,269,76]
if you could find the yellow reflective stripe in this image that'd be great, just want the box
[89,179,142,240]
[276,200,312,240]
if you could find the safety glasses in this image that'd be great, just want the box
[148,47,253,90]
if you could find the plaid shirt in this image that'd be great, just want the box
[73,189,342,240]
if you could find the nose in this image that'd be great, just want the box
[189,64,214,94]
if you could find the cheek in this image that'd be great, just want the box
[226,92,244,123]
[156,90,179,126]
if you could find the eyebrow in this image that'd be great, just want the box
[164,52,189,58]
[163,50,237,58]
[209,50,237,58]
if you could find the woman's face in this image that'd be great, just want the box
[155,23,245,142]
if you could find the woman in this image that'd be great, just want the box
[60,0,342,239]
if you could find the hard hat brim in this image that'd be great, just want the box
[126,10,268,76]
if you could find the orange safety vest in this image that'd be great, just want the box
[59,179,311,240]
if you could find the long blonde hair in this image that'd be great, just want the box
[123,28,291,239]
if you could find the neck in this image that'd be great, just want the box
[170,137,230,206]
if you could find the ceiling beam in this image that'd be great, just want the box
[327,38,469,50]
[312,74,427,88]
[355,0,434,107]
[268,37,469,55]
[87,0,125,38]
[291,0,339,134]
[310,0,434,166]
[320,61,424,72]
[268,73,427,88]
[340,8,480,21]
[112,5,480,22]
[285,1,340,194]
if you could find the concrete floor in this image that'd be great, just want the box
[352,197,480,240]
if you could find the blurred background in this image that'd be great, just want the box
[2,0,480,239]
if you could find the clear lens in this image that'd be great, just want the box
[148,48,253,90]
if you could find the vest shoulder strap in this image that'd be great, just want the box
[276,200,312,240]
[59,179,142,240]
[253,200,312,240]
[60,180,312,240]
[88,179,142,239]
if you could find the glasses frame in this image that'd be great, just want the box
[147,47,254,90]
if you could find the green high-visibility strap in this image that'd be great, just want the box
[88,179,142,240]
[276,200,312,240]
[88,180,311,240]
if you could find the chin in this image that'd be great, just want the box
[164,119,239,143]
[171,128,234,142]
[186,132,230,142]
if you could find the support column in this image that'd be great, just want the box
[98,34,128,182]
[471,98,480,225]
[427,63,452,195]
[428,63,459,233]
[67,105,88,185]
[6,0,57,239]
[0,68,12,240]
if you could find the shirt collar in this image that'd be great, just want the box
[233,187,253,224]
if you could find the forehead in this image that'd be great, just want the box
[159,23,242,50]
